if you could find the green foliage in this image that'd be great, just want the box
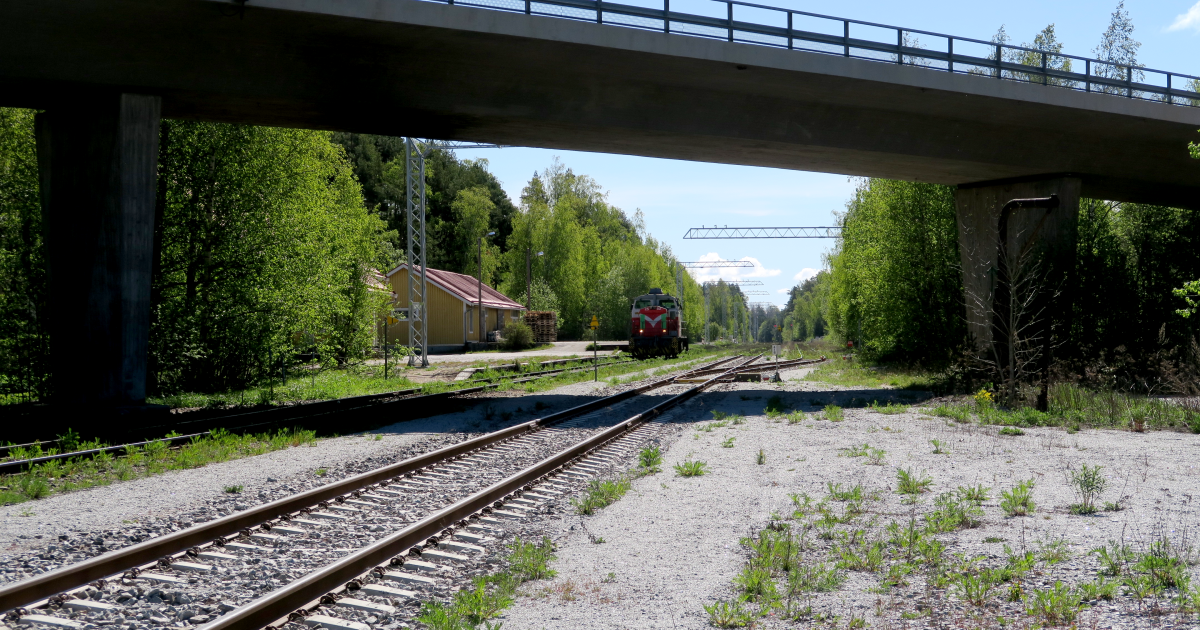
[895,468,932,495]
[637,445,662,473]
[1067,463,1108,515]
[673,460,708,477]
[498,321,534,351]
[826,483,864,502]
[1023,582,1085,626]
[0,427,315,502]
[500,160,703,340]
[827,179,963,363]
[1000,479,1037,516]
[0,108,47,402]
[779,272,830,343]
[1176,279,1200,318]
[507,536,557,581]
[925,492,983,532]
[823,405,844,422]
[151,121,391,394]
[702,599,754,628]
[572,477,631,515]
[449,186,501,284]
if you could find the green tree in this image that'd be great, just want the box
[500,161,700,340]
[827,180,963,363]
[1092,1,1143,94]
[0,108,46,402]
[151,121,390,393]
[1016,25,1074,87]
[449,186,500,285]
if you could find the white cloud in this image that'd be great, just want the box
[794,268,819,282]
[776,288,789,294]
[1168,1,1200,31]
[687,253,781,284]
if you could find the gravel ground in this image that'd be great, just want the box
[0,353,723,559]
[0,354,734,630]
[499,372,1200,630]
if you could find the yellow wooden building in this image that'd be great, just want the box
[384,264,526,348]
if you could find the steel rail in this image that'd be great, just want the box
[427,0,1200,107]
[465,357,635,383]
[196,358,751,630]
[680,354,825,379]
[0,355,655,473]
[0,433,209,475]
[0,354,743,615]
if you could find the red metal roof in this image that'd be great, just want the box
[386,264,525,310]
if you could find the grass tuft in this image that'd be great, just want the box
[674,460,708,477]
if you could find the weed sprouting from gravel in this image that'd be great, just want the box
[896,468,932,495]
[925,492,983,532]
[1067,463,1108,515]
[637,445,662,473]
[734,565,778,601]
[223,485,243,494]
[702,599,754,628]
[417,537,555,628]
[572,477,632,515]
[824,405,845,422]
[721,436,735,448]
[956,484,990,504]
[1000,479,1037,516]
[870,401,908,415]
[756,449,766,465]
[827,482,864,502]
[999,426,1025,436]
[840,443,871,458]
[1023,581,1085,625]
[508,536,557,581]
[930,439,948,454]
[674,460,708,477]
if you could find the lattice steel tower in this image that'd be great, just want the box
[404,138,430,367]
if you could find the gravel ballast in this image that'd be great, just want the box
[499,375,1200,629]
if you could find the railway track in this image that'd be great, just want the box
[0,354,816,629]
[0,355,664,475]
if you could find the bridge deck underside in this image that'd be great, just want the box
[1,0,1198,206]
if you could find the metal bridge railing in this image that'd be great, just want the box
[429,0,1200,108]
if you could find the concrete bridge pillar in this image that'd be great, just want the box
[35,93,161,412]
[955,177,1080,404]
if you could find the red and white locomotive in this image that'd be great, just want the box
[628,288,688,359]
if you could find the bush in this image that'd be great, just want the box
[499,321,534,350]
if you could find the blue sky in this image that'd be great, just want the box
[453,0,1200,306]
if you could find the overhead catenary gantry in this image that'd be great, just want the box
[683,227,842,239]
[679,261,756,268]
[702,279,763,286]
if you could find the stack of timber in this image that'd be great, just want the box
[524,311,557,342]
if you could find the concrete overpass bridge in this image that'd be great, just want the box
[2,0,1199,409]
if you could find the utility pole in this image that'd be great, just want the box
[479,231,495,342]
[526,249,543,311]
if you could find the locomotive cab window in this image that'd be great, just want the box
[658,300,675,309]
[634,299,654,309]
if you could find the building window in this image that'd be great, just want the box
[467,308,473,333]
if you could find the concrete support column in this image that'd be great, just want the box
[956,177,1080,405]
[36,93,162,408]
